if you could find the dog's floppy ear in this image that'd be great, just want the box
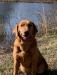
[33,23,38,35]
[12,24,18,37]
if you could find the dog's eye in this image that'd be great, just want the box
[28,24,32,28]
[21,24,25,27]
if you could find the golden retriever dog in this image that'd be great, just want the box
[13,19,48,75]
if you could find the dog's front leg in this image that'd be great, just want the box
[13,52,25,75]
[13,59,20,75]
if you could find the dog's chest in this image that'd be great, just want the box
[19,47,32,68]
[22,51,32,68]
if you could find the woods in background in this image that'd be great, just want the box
[0,3,57,49]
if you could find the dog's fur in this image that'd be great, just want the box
[13,19,48,75]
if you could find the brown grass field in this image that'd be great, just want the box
[0,33,57,75]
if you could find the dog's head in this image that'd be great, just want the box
[13,19,38,41]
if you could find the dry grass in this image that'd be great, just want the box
[0,50,13,75]
[0,34,57,75]
[37,34,57,69]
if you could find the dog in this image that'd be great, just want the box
[12,19,48,75]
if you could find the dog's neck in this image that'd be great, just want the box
[16,36,36,52]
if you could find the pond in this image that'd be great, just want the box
[0,3,57,43]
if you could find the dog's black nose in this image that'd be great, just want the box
[25,31,29,37]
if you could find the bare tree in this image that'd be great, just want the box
[41,4,48,36]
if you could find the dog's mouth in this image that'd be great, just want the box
[18,31,30,41]
[22,31,29,40]
[22,36,28,40]
[22,35,29,41]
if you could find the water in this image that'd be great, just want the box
[0,3,57,42]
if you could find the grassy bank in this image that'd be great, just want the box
[0,34,57,75]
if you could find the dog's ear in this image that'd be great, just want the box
[12,24,18,37]
[33,23,38,36]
